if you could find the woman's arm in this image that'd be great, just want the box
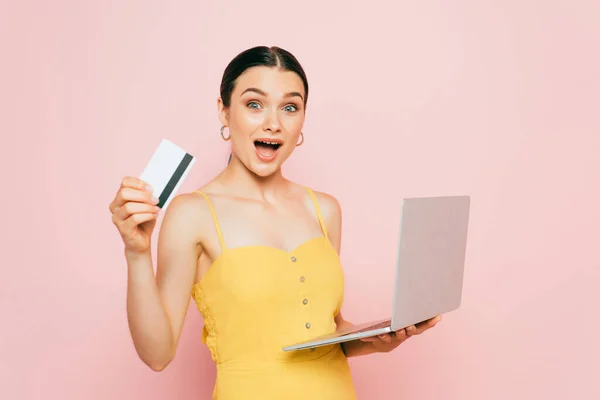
[126,194,203,371]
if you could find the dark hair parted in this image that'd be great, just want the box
[219,46,309,108]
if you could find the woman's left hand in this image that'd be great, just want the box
[359,315,442,353]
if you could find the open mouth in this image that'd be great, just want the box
[254,139,283,161]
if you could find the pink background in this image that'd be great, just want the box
[2,1,599,399]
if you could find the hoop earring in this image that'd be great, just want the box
[296,132,304,147]
[220,125,231,141]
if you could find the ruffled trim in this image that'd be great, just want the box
[191,284,219,363]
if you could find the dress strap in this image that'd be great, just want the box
[194,191,227,251]
[306,187,329,241]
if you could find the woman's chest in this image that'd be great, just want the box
[209,239,345,308]
[216,201,323,252]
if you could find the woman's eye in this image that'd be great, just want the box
[247,101,261,109]
[284,104,298,112]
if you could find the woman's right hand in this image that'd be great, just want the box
[109,176,161,254]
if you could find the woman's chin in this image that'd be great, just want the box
[243,155,283,177]
[233,150,287,178]
[250,163,280,178]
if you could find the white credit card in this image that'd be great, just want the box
[139,138,196,210]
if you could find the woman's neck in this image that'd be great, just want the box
[217,155,291,201]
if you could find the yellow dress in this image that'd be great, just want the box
[191,188,357,400]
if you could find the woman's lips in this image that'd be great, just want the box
[254,139,283,163]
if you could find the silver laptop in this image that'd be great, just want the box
[282,195,471,352]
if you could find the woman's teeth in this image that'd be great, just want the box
[254,140,282,161]
[254,140,281,150]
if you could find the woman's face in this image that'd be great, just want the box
[219,66,306,177]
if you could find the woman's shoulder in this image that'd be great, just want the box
[296,184,342,227]
[157,186,220,240]
[165,185,213,215]
[302,186,343,249]
[310,189,341,215]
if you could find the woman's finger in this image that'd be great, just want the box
[411,315,442,335]
[393,328,407,342]
[359,335,378,342]
[121,176,153,192]
[404,325,414,334]
[121,212,158,232]
[114,201,160,222]
[378,333,392,344]
[419,315,442,330]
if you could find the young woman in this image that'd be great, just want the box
[109,46,441,399]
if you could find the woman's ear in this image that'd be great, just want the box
[217,97,228,127]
